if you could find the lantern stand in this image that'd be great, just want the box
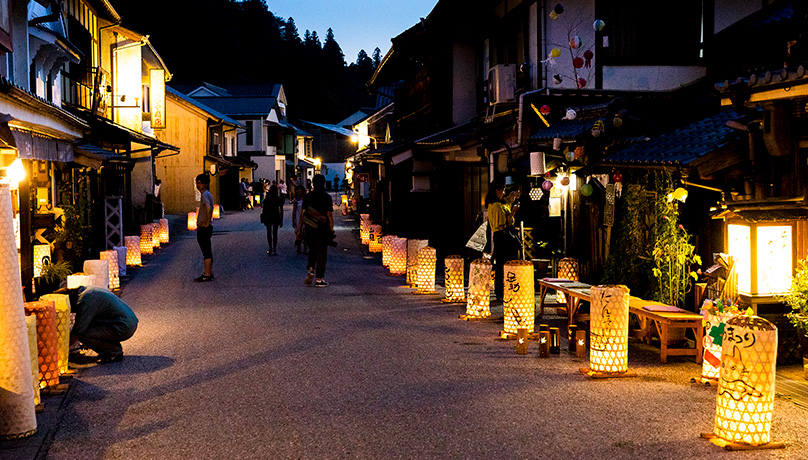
[580,284,637,379]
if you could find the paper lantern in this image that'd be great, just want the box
[360,214,371,245]
[713,315,777,446]
[114,246,127,276]
[381,236,392,267]
[553,3,564,14]
[542,180,554,191]
[159,218,169,244]
[389,237,408,275]
[540,104,551,115]
[529,188,544,201]
[573,57,584,69]
[580,183,594,197]
[550,48,561,58]
[140,225,154,255]
[589,285,630,374]
[33,244,51,278]
[564,109,577,120]
[577,77,587,88]
[502,260,535,335]
[465,259,492,318]
[39,294,71,375]
[553,74,562,85]
[83,260,109,291]
[187,212,197,231]
[0,183,36,439]
[583,50,594,68]
[415,246,437,294]
[124,236,142,266]
[701,302,739,381]
[529,151,546,176]
[341,194,348,206]
[67,273,95,289]
[25,315,40,406]
[369,224,383,253]
[150,222,160,249]
[443,255,466,302]
[556,258,579,303]
[574,146,585,159]
[549,10,558,20]
[406,239,428,287]
[212,204,221,220]
[100,250,120,290]
[24,301,59,389]
[570,35,582,49]
[593,19,606,31]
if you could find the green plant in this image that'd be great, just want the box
[39,260,72,283]
[779,258,808,338]
[54,176,92,265]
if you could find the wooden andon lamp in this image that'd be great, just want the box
[389,237,407,275]
[461,259,492,320]
[187,211,197,231]
[124,236,142,266]
[582,285,634,377]
[500,260,535,338]
[415,246,437,294]
[442,255,465,303]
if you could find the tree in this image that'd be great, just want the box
[284,17,300,44]
[354,49,373,80]
[323,27,345,68]
[372,47,382,69]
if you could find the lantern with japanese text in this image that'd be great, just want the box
[502,260,535,336]
[588,285,630,374]
[701,300,740,382]
[415,246,437,294]
[187,211,197,231]
[140,225,154,255]
[67,273,94,289]
[406,239,428,287]
[83,260,109,291]
[33,244,51,278]
[38,294,71,374]
[712,315,778,446]
[389,237,408,275]
[381,236,392,267]
[24,301,59,389]
[443,255,466,303]
[556,258,579,303]
[464,259,492,318]
[369,224,383,253]
[159,218,169,244]
[124,236,142,266]
[100,250,120,290]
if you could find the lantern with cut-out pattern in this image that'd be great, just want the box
[443,256,465,302]
[24,301,59,389]
[124,236,142,266]
[38,294,71,374]
[140,225,154,255]
[83,259,109,291]
[556,258,579,303]
[100,250,120,290]
[465,259,492,318]
[158,218,169,244]
[502,260,535,335]
[369,225,382,253]
[589,284,630,374]
[381,236,392,267]
[406,239,428,287]
[389,237,407,275]
[415,247,437,294]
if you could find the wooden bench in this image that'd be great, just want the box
[628,297,704,364]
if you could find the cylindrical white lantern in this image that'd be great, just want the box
[443,255,465,302]
[713,315,778,446]
[529,151,546,176]
[67,273,95,289]
[83,259,109,291]
[406,239,428,287]
[381,236,392,267]
[158,218,169,244]
[589,284,630,374]
[140,225,154,255]
[150,222,160,249]
[100,250,120,290]
[124,236,141,266]
[0,183,37,439]
[556,258,579,303]
[415,246,437,294]
[113,246,127,276]
[389,237,407,275]
[369,224,382,253]
[32,244,51,278]
[701,300,739,381]
[187,211,197,231]
[502,260,535,334]
[465,259,492,318]
[360,215,371,245]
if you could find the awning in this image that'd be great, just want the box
[73,144,134,169]
[89,116,179,153]
[227,155,258,168]
[12,128,74,162]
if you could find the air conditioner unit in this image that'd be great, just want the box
[488,64,516,105]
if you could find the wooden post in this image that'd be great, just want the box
[576,329,587,359]
[549,327,560,354]
[539,331,550,358]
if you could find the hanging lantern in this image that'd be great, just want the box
[560,176,571,186]
[569,36,582,49]
[187,211,197,231]
[593,19,606,31]
[612,172,623,183]
[33,244,51,278]
[463,258,492,319]
[549,10,558,19]
[25,314,40,407]
[580,183,594,197]
[573,57,584,69]
[588,285,631,374]
[550,48,561,58]
[574,146,585,159]
[563,109,577,120]
[159,218,169,244]
[443,255,466,303]
[565,149,576,162]
[577,77,587,88]
[66,273,95,289]
[711,315,778,446]
[381,236,392,267]
[369,224,383,253]
[667,187,688,203]
[24,300,59,389]
[100,250,120,290]
[124,236,142,266]
[701,300,740,382]
[583,50,594,68]
[553,3,564,14]
[140,225,154,255]
[38,294,71,375]
[529,151,546,176]
[389,237,408,275]
[529,187,544,201]
[415,247,437,294]
[114,246,127,276]
[212,204,221,220]
[501,260,535,337]
[540,104,551,115]
[553,74,562,85]
[83,259,109,291]
[542,180,554,191]
[406,239,428,287]
[556,258,579,303]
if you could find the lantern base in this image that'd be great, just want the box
[0,428,37,441]
[36,403,45,413]
[700,433,786,451]
[441,297,466,303]
[41,382,69,395]
[499,330,540,340]
[579,368,637,379]
[413,290,438,295]
[459,313,494,321]
[387,272,405,276]
[690,376,718,386]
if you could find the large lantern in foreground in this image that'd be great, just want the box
[23,301,59,389]
[443,255,465,303]
[187,212,197,231]
[369,224,382,253]
[415,247,437,294]
[406,239,428,287]
[389,237,407,275]
[100,250,120,290]
[556,257,579,303]
[124,236,142,266]
[502,260,535,335]
[464,259,492,318]
[589,284,630,374]
[39,294,71,374]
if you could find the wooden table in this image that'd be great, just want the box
[628,297,704,364]
[537,279,593,326]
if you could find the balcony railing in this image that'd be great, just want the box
[61,67,109,115]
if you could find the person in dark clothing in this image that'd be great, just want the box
[485,177,521,302]
[63,286,139,367]
[262,184,284,255]
[297,174,334,287]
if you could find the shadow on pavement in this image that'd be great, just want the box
[79,355,175,377]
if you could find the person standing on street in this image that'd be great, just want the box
[195,173,215,282]
[262,184,284,255]
[486,177,520,302]
[298,174,334,287]
[278,179,287,203]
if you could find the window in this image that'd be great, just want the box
[245,120,253,146]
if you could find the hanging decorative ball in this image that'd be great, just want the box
[573,57,584,69]
[565,149,576,162]
[593,19,606,32]
[542,180,554,191]
[593,120,605,131]
[545,172,552,178]
[613,116,623,127]
[549,10,559,19]
[540,104,551,115]
[553,74,563,84]
[560,176,570,186]
[554,4,565,14]
[580,183,594,196]
[577,77,587,88]
[613,172,623,183]
[574,146,585,159]
[551,48,561,58]
[583,49,594,68]
[564,108,577,120]
[570,36,582,49]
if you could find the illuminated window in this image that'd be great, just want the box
[726,222,793,296]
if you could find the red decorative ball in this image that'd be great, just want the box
[583,50,594,60]
[613,173,623,183]
[561,176,570,186]
[540,104,551,115]
[577,77,587,88]
[573,57,584,69]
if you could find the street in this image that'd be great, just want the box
[38,202,807,460]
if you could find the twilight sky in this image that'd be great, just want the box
[266,0,439,64]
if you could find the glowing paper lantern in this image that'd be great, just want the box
[406,239,428,287]
[465,259,492,318]
[369,224,383,253]
[502,260,535,336]
[24,301,59,389]
[39,294,71,375]
[100,250,120,290]
[124,236,142,266]
[713,315,778,446]
[556,258,579,303]
[415,246,437,294]
[701,301,739,381]
[150,222,160,249]
[187,212,197,231]
[360,214,371,245]
[83,260,109,291]
[529,151,546,176]
[381,236,392,267]
[573,57,584,69]
[443,255,466,302]
[67,273,94,289]
[114,246,127,276]
[389,237,408,275]
[33,244,51,278]
[25,315,40,406]
[140,225,154,255]
[529,188,544,201]
[580,183,594,197]
[540,104,551,115]
[212,204,221,220]
[159,218,169,244]
[0,183,36,439]
[542,180,554,191]
[589,284,630,374]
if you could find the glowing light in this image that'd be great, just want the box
[444,256,466,302]
[7,158,24,188]
[465,259,492,318]
[589,284,630,374]
[502,260,535,334]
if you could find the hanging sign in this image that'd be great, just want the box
[150,69,166,129]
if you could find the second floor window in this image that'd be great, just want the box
[245,121,253,146]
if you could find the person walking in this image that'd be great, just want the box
[278,179,287,203]
[292,177,307,254]
[297,174,334,287]
[262,184,284,255]
[486,177,520,302]
[195,173,215,282]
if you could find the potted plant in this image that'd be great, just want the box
[35,260,72,296]
[779,258,808,379]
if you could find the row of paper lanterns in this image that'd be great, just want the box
[187,204,221,231]
[360,215,780,449]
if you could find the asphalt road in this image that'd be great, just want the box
[43,200,808,459]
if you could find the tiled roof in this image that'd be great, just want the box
[299,120,355,137]
[529,118,597,142]
[189,97,276,117]
[166,87,242,126]
[602,109,752,166]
